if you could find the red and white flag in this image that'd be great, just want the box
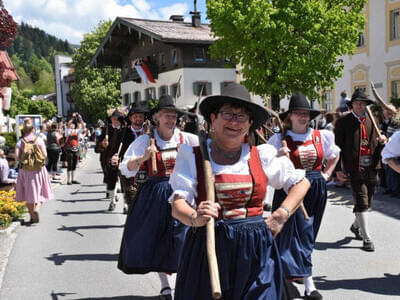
[132,61,155,85]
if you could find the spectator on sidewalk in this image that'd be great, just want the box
[46,123,62,182]
[65,119,80,185]
[0,149,16,191]
[15,118,54,224]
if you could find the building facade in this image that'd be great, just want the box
[91,15,236,111]
[321,0,400,111]
[55,55,75,117]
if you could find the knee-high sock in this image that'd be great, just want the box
[352,213,359,228]
[71,171,76,181]
[356,212,371,240]
[108,189,115,202]
[158,272,170,294]
[67,171,72,183]
[304,276,317,295]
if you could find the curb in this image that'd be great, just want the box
[0,220,21,292]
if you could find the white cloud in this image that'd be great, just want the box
[3,0,190,44]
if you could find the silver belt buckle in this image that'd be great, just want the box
[360,155,372,167]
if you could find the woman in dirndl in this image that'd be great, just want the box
[169,83,310,300]
[118,95,198,299]
[268,92,340,300]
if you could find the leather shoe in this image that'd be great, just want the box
[350,224,363,240]
[304,290,323,300]
[362,239,375,252]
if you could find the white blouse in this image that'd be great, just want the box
[267,128,340,160]
[120,128,199,178]
[168,140,305,208]
[382,130,400,164]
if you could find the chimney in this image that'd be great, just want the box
[170,15,184,22]
[190,11,201,27]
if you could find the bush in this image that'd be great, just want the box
[1,132,17,152]
[0,190,26,229]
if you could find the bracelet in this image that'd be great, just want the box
[190,211,197,227]
[279,206,290,218]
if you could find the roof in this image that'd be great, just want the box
[91,17,215,68]
[119,17,215,43]
[0,51,18,83]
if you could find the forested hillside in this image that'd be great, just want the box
[6,22,75,94]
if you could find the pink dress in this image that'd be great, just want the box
[16,133,54,204]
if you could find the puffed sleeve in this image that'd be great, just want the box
[119,134,149,178]
[168,144,198,208]
[257,144,305,193]
[182,132,199,147]
[382,131,400,163]
[267,133,282,150]
[320,129,341,160]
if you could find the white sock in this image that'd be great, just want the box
[67,171,72,182]
[304,276,317,295]
[71,171,75,181]
[352,215,359,228]
[158,272,170,294]
[108,189,115,202]
[356,212,371,241]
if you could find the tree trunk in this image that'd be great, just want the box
[271,94,280,112]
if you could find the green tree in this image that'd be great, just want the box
[206,0,367,110]
[72,20,121,123]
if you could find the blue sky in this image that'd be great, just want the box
[3,0,208,45]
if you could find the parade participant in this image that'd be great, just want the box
[169,83,310,300]
[95,109,124,211]
[117,106,148,214]
[118,95,198,299]
[335,89,387,252]
[65,119,81,185]
[15,118,54,223]
[46,123,62,182]
[268,92,340,300]
[382,130,400,175]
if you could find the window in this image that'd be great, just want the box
[171,49,178,65]
[123,93,131,106]
[392,80,400,99]
[322,91,332,112]
[170,83,181,98]
[357,33,365,47]
[390,8,400,40]
[159,53,165,67]
[220,81,234,93]
[193,81,212,96]
[133,91,141,103]
[158,85,168,97]
[145,87,156,101]
[193,47,206,62]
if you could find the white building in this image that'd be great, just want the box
[321,0,400,111]
[91,14,236,111]
[55,55,75,117]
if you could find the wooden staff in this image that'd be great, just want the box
[265,107,310,221]
[370,81,397,114]
[144,120,157,174]
[365,106,384,140]
[255,129,267,144]
[195,87,222,299]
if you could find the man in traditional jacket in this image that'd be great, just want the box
[117,107,148,213]
[335,89,387,252]
[95,109,124,211]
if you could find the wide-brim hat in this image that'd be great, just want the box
[279,92,320,121]
[150,95,184,116]
[128,106,149,117]
[351,88,374,105]
[199,82,269,130]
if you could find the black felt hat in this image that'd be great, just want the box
[128,106,149,117]
[279,92,320,121]
[199,82,269,130]
[150,95,184,116]
[350,88,374,105]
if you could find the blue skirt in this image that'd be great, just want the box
[272,171,327,278]
[175,216,283,300]
[118,176,188,274]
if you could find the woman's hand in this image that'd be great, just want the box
[143,143,158,161]
[278,146,290,157]
[192,201,221,227]
[266,208,289,237]
[321,172,330,181]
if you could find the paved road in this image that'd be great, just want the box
[1,149,399,299]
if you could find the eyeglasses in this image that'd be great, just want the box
[219,111,250,122]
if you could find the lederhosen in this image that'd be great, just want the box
[174,145,283,300]
[272,130,327,279]
[104,126,123,190]
[118,133,188,274]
